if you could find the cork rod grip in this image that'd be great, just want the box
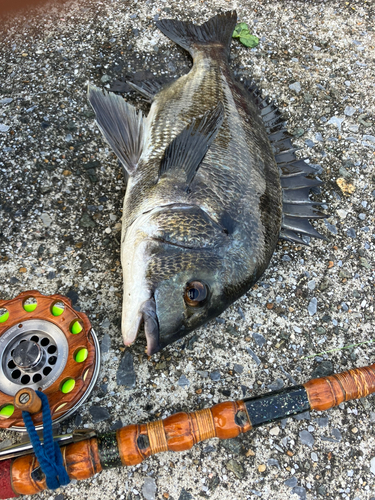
[116,400,251,466]
[304,363,375,411]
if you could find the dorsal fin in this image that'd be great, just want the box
[159,102,224,187]
[242,78,328,244]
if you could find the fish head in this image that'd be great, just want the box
[121,205,230,355]
[150,247,224,352]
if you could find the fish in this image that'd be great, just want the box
[88,11,326,355]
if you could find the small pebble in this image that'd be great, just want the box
[308,298,317,316]
[284,477,298,488]
[101,333,111,353]
[267,458,280,468]
[299,430,314,448]
[178,489,193,500]
[246,347,261,366]
[252,332,266,347]
[292,486,307,500]
[233,363,244,374]
[142,477,157,500]
[317,417,329,427]
[324,220,337,234]
[178,374,190,387]
[307,280,316,290]
[203,445,216,453]
[327,116,344,131]
[311,360,334,378]
[116,351,136,388]
[348,124,359,133]
[89,406,110,423]
[293,411,310,421]
[289,82,301,93]
[344,106,356,116]
[210,370,221,381]
[337,209,347,219]
[40,213,52,227]
[268,378,284,391]
[331,428,342,441]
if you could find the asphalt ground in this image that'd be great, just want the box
[0,1,374,499]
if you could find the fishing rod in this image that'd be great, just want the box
[1,362,375,498]
[1,291,374,498]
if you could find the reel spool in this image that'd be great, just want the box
[0,291,100,431]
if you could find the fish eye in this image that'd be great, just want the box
[184,281,208,307]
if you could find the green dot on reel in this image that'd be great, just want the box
[24,303,37,312]
[61,379,75,394]
[70,321,83,334]
[0,311,9,323]
[75,348,88,363]
[0,404,14,417]
[52,305,64,316]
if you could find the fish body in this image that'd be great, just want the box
[89,12,325,354]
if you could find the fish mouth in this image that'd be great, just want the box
[123,297,160,356]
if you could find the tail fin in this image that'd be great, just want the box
[156,11,237,57]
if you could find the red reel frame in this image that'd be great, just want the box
[0,291,100,431]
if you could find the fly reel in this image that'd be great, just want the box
[0,291,100,431]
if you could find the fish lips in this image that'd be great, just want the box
[123,297,161,356]
[140,298,161,355]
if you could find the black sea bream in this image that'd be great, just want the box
[88,11,325,355]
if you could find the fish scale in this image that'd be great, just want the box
[88,11,326,355]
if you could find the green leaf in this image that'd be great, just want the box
[239,34,259,48]
[232,22,248,38]
[232,23,260,48]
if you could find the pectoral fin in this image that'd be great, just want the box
[88,84,146,176]
[159,102,224,186]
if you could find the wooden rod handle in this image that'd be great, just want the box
[304,363,375,411]
[116,400,251,466]
[4,363,375,498]
[14,389,42,415]
[10,438,102,496]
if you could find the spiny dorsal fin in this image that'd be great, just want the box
[282,216,327,240]
[241,77,328,243]
[88,84,146,175]
[159,102,224,186]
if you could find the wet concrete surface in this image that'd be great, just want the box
[0,1,374,499]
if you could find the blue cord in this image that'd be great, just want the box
[22,390,70,490]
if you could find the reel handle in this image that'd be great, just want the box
[14,389,42,415]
